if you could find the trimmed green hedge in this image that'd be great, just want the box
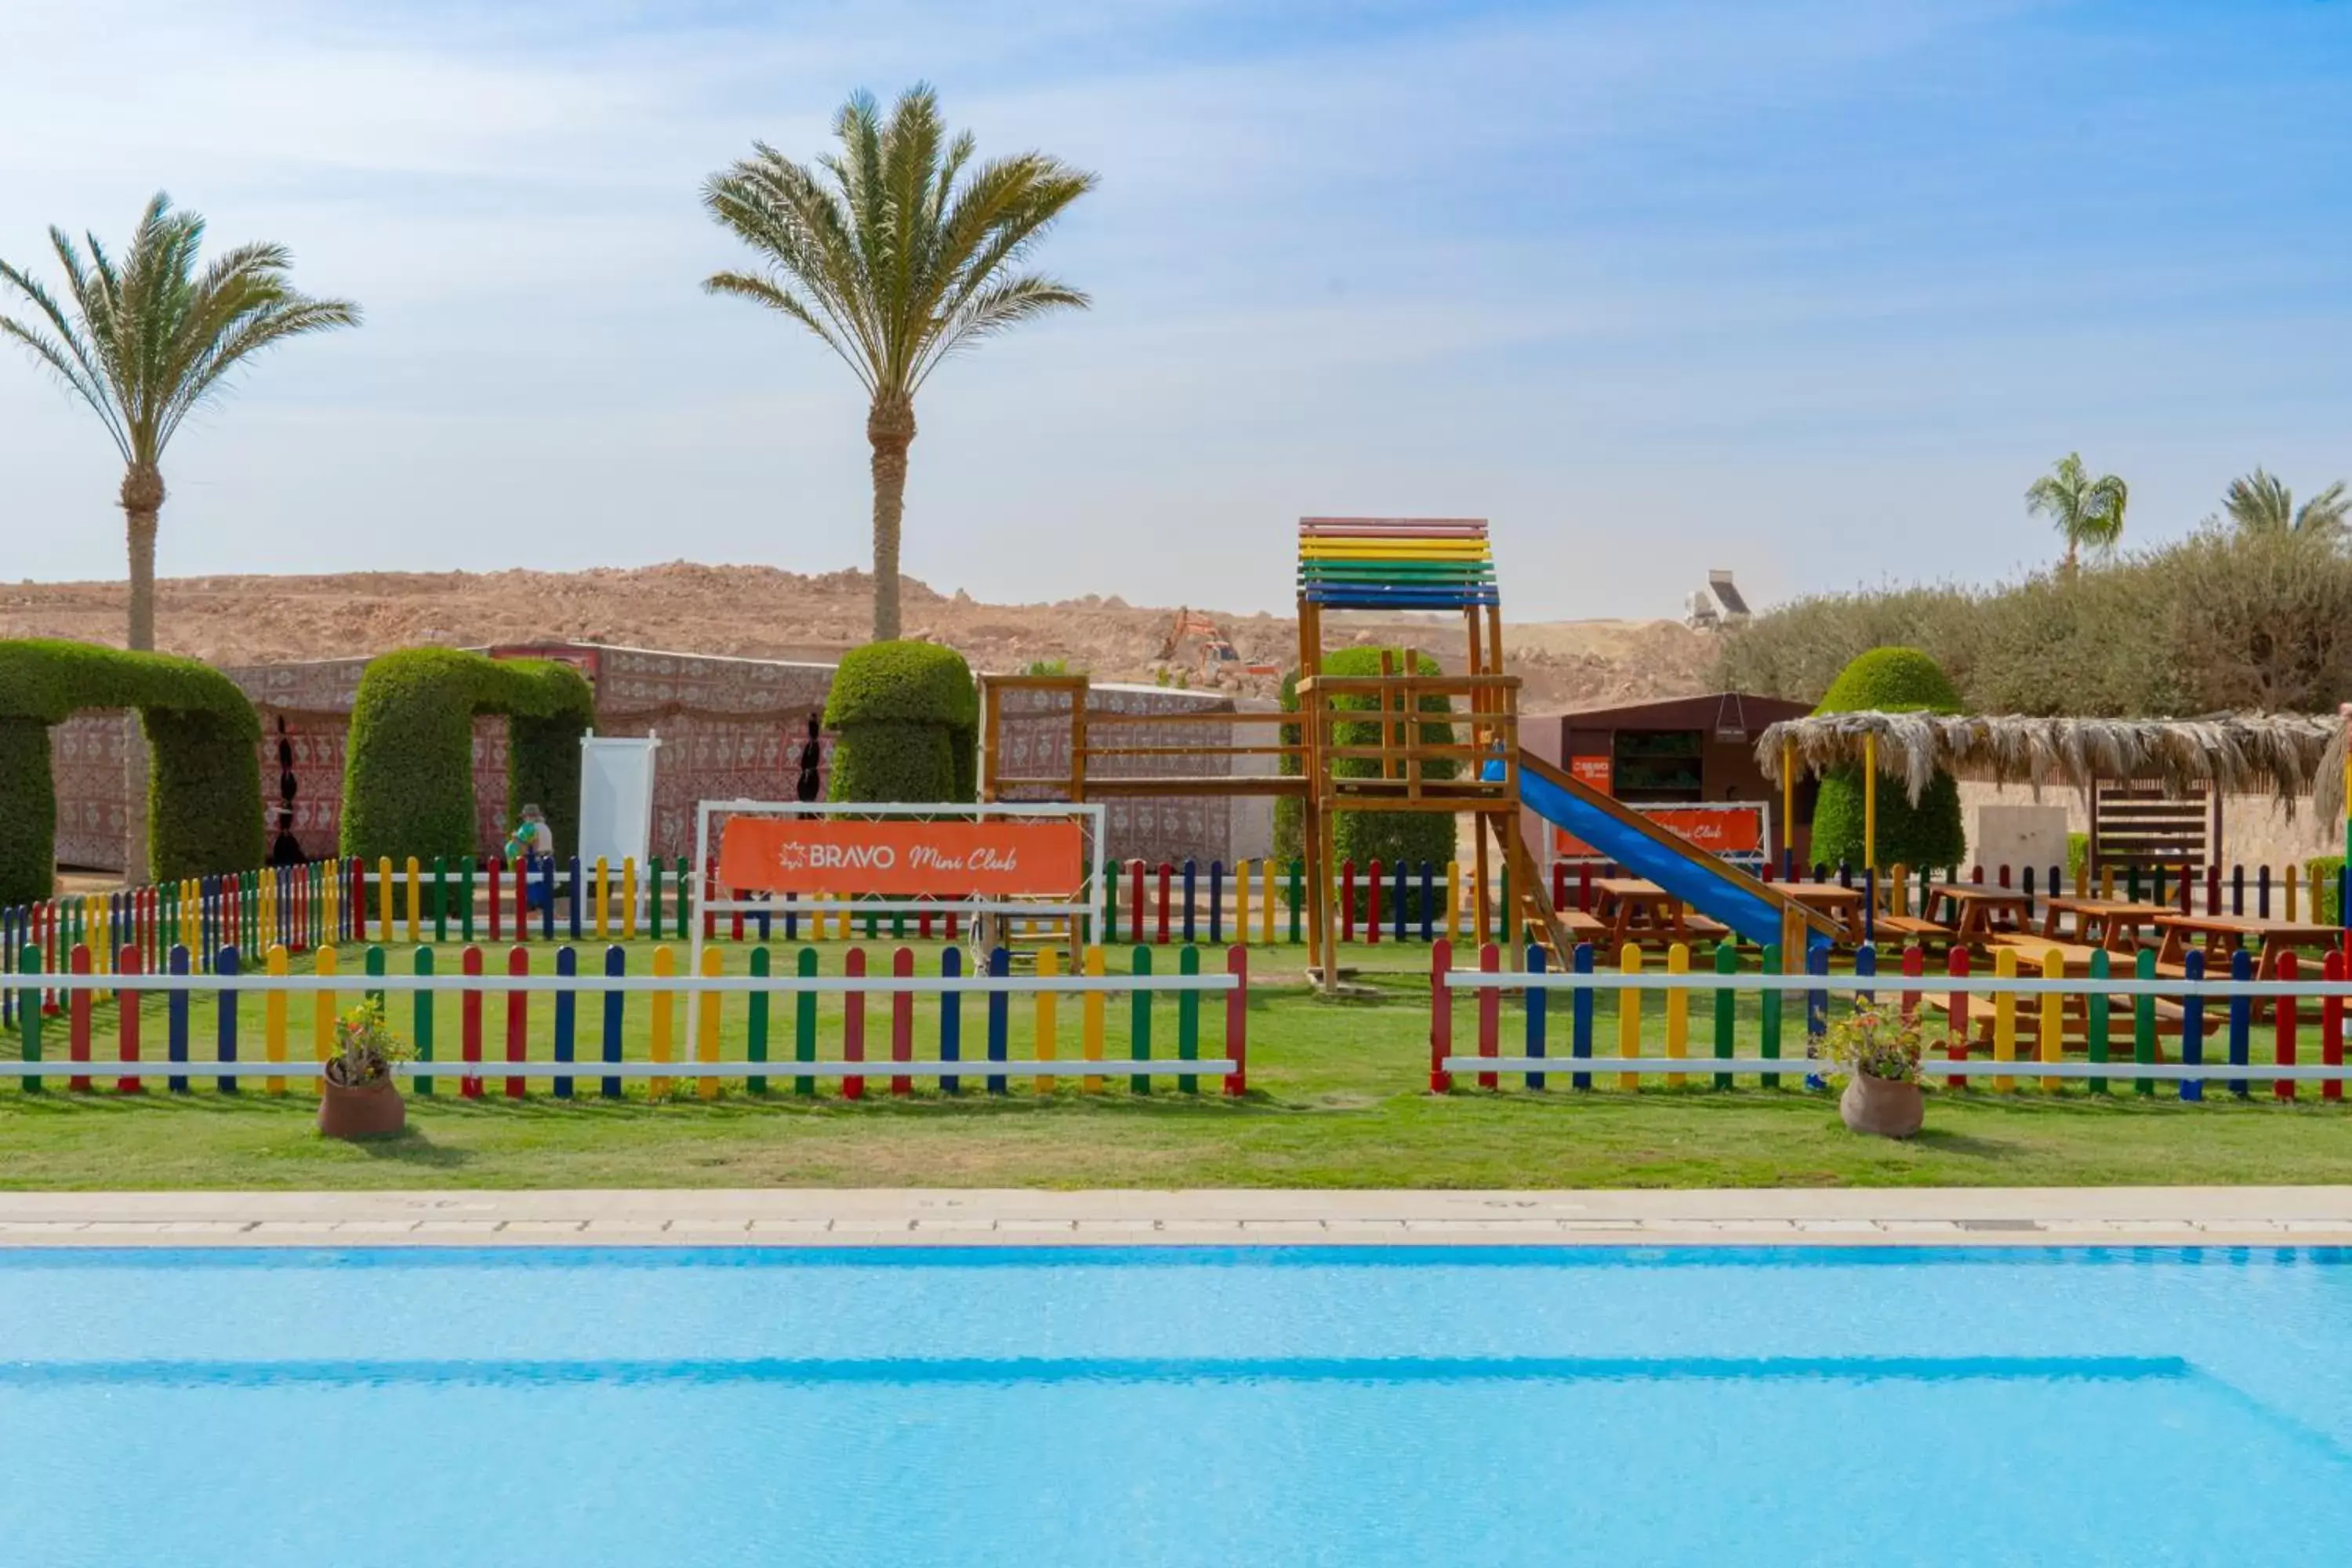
[824,641,978,804]
[1275,648,1458,909]
[339,650,593,864]
[0,638,263,905]
[1809,646,1967,872]
[0,717,57,909]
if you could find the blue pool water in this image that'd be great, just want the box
[2,1247,2349,1566]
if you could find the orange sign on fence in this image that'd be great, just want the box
[718,817,1087,898]
[1553,805,1766,860]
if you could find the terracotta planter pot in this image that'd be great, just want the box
[319,1073,405,1139]
[1839,1069,1923,1138]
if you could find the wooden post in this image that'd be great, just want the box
[1863,732,1877,873]
[1781,739,1796,877]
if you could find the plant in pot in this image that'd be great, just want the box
[1817,1006,1930,1138]
[320,1000,409,1139]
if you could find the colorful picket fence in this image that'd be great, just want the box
[1,941,1246,1099]
[0,858,370,1028]
[1432,938,2352,1099]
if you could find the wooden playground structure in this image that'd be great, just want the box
[980,518,1573,989]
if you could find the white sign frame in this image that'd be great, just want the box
[688,798,1109,1009]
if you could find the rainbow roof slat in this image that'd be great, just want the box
[1297,517,1497,609]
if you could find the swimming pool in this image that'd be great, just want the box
[2,1246,2347,1565]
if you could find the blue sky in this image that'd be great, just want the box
[2,0,2349,619]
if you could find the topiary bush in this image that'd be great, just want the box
[1808,646,1968,873]
[0,716,58,909]
[0,638,263,905]
[824,641,978,804]
[1275,648,1458,914]
[339,649,593,865]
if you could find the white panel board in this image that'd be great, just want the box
[579,736,659,870]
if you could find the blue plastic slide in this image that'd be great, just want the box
[1501,751,1813,950]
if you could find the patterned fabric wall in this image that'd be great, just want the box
[49,712,129,871]
[581,645,837,862]
[44,647,1269,877]
[53,646,845,875]
[233,658,372,865]
[994,683,1242,867]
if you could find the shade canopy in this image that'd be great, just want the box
[1754,710,2346,815]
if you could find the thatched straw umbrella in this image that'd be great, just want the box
[1755,710,2344,871]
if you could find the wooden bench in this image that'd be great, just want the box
[1984,935,2107,970]
[1913,987,2184,1053]
[1870,913,1955,946]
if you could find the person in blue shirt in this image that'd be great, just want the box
[505,804,556,909]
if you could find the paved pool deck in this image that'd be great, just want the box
[1,1187,2349,1247]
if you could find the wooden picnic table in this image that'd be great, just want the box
[1773,881,1866,942]
[2152,913,2343,979]
[1925,884,2035,946]
[2041,895,2174,953]
[1588,877,1726,953]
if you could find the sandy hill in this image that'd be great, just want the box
[0,564,1719,710]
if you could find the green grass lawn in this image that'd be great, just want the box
[2,935,2347,1189]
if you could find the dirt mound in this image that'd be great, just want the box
[0,565,1721,710]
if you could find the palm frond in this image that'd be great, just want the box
[917,273,1090,387]
[0,259,130,457]
[701,150,884,382]
[2298,480,2350,537]
[702,270,874,392]
[702,87,1097,407]
[2224,469,2294,535]
[0,191,355,468]
[162,294,361,444]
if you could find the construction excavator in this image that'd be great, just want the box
[1157,608,1280,683]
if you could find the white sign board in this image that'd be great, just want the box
[579,735,659,871]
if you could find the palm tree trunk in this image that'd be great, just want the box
[122,463,164,652]
[866,400,916,643]
[120,462,165,882]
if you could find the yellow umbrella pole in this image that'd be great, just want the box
[1864,732,1878,873]
[1780,739,1795,878]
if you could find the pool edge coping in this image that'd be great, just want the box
[2,1187,2350,1247]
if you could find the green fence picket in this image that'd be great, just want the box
[412,946,436,1095]
[1131,946,1152,1095]
[1712,940,1737,1089]
[2086,949,2111,1094]
[2133,947,2157,1096]
[794,946,818,1095]
[747,946,771,1094]
[16,944,40,1093]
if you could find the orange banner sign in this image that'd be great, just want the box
[1553,804,1766,861]
[718,817,1087,898]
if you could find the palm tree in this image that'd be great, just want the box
[702,85,1097,642]
[2220,468,2350,539]
[0,193,360,652]
[2024,452,2129,577]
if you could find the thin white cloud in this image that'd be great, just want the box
[2,0,2347,624]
